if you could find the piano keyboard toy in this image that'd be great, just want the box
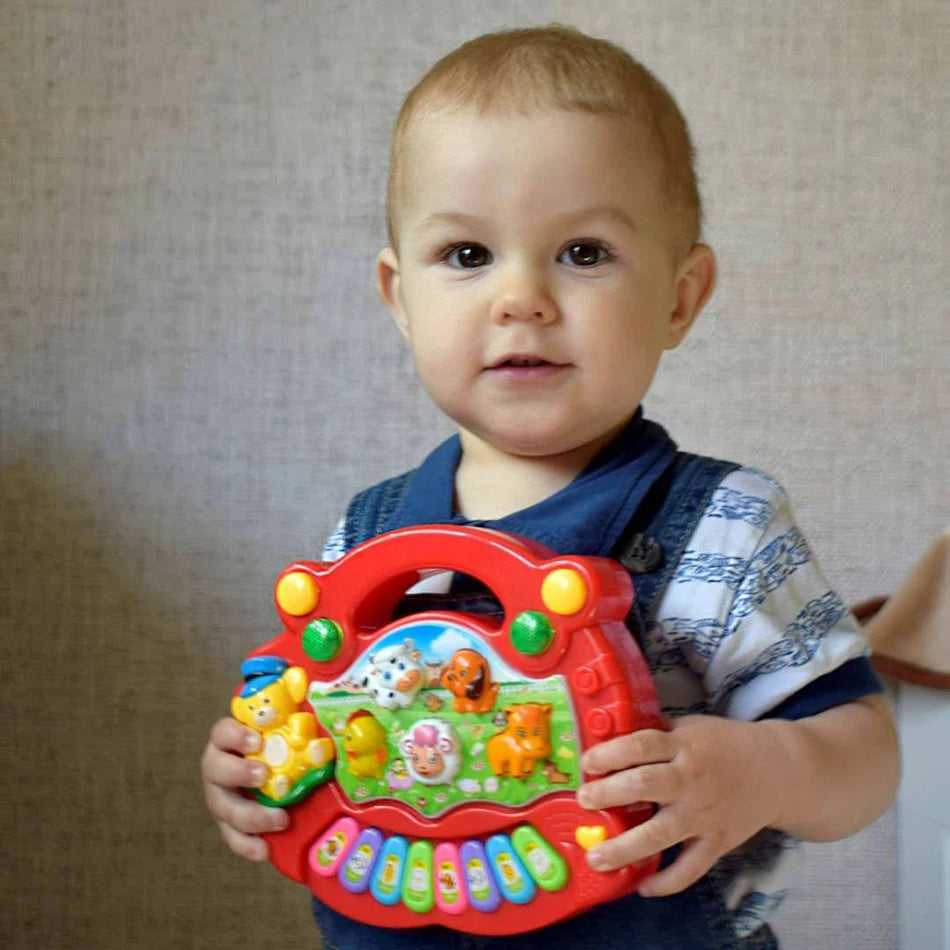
[231,525,663,935]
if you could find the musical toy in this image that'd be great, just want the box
[231,524,663,935]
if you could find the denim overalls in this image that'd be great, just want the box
[311,452,779,949]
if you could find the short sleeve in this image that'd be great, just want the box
[707,470,874,718]
[321,516,347,561]
[651,468,876,721]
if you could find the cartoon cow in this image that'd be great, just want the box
[399,718,462,786]
[360,638,426,710]
[486,703,553,780]
[441,649,499,714]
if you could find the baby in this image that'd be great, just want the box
[202,25,899,949]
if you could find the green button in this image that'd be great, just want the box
[511,825,569,892]
[302,618,343,662]
[401,840,434,914]
[510,610,555,656]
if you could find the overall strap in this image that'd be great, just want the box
[613,453,741,639]
[342,470,413,551]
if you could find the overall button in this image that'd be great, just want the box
[511,825,569,892]
[619,534,663,573]
[338,827,383,894]
[459,840,502,913]
[402,840,435,914]
[371,835,408,905]
[485,834,536,905]
[309,816,360,877]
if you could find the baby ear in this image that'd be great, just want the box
[376,247,409,340]
[438,735,455,753]
[666,243,717,350]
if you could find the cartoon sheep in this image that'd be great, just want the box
[398,718,462,786]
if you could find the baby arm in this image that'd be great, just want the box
[201,717,291,861]
[577,693,899,897]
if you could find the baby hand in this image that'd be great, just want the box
[201,717,291,862]
[577,715,785,897]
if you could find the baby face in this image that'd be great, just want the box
[380,107,706,460]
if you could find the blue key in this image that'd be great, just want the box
[485,834,536,904]
[370,835,408,906]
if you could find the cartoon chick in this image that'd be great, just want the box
[342,709,388,779]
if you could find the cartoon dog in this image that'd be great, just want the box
[441,649,499,714]
[486,703,553,780]
[231,656,335,800]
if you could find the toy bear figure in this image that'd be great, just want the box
[232,656,335,800]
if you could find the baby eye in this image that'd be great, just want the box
[559,241,612,267]
[443,243,492,269]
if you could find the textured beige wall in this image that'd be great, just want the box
[3,1,945,947]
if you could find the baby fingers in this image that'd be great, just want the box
[205,781,289,835]
[585,810,685,873]
[637,837,720,898]
[578,762,682,811]
[217,820,271,863]
[201,741,266,790]
[210,716,261,755]
[581,728,673,776]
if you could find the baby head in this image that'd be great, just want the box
[386,24,702,256]
[377,26,716,460]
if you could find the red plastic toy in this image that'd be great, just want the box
[231,524,663,935]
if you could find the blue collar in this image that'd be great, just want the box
[383,408,677,556]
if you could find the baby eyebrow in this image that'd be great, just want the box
[553,206,639,233]
[415,211,486,235]
[414,207,638,236]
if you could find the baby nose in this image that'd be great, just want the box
[489,275,558,324]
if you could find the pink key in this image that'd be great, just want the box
[433,842,468,915]
[308,817,360,877]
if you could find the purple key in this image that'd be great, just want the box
[338,827,384,894]
[460,840,502,912]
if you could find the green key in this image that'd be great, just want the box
[511,826,569,892]
[401,840,435,914]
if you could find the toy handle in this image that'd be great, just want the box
[278,524,631,635]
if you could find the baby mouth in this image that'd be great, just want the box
[488,355,566,369]
[505,358,547,367]
[485,356,570,381]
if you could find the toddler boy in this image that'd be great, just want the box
[202,25,898,949]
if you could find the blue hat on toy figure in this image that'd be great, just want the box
[239,655,289,697]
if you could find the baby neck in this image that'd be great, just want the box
[453,428,621,520]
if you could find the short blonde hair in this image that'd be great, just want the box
[386,25,701,254]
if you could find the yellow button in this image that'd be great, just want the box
[574,825,607,850]
[541,568,587,616]
[276,571,320,616]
